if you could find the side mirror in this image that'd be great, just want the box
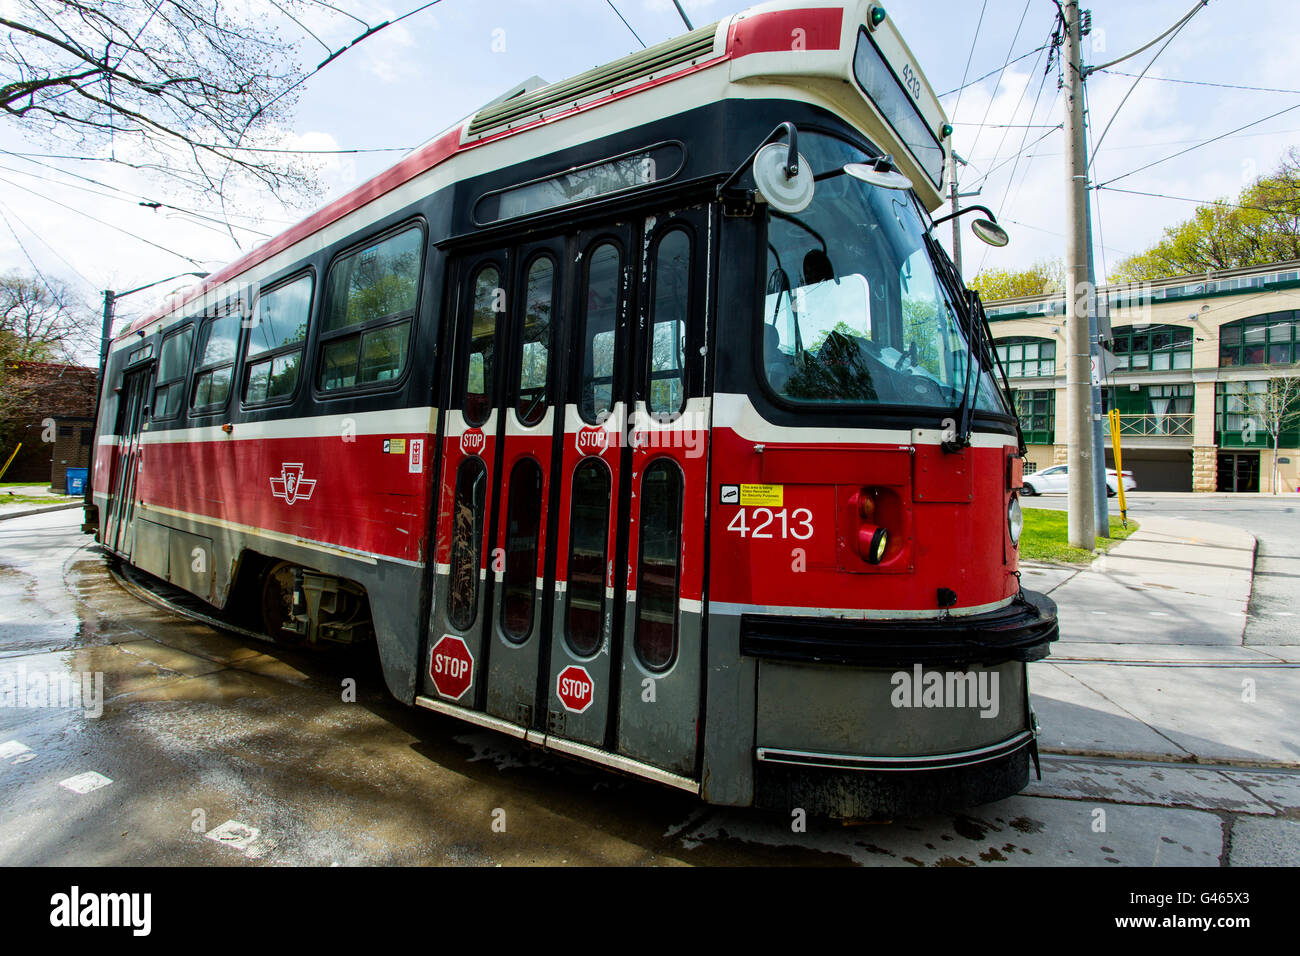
[972,218,1010,247]
[753,143,814,213]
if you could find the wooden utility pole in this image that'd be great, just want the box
[1063,0,1095,549]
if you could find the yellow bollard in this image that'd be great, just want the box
[1107,410,1127,528]
[0,442,21,482]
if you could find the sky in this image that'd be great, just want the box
[3,0,1299,346]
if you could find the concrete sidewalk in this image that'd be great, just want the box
[1024,516,1300,768]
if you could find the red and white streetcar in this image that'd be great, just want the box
[88,0,1058,817]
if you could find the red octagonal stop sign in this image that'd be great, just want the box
[430,635,474,701]
[556,665,595,714]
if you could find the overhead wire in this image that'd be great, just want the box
[0,176,207,267]
[1096,101,1300,188]
[964,0,1035,161]
[950,0,991,124]
[605,0,646,48]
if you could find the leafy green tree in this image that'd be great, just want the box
[1111,149,1300,283]
[970,259,1064,301]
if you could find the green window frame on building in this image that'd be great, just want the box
[1013,388,1055,444]
[995,336,1056,377]
[1216,380,1300,448]
[1109,324,1193,371]
[1219,312,1300,368]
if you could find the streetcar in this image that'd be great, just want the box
[86,0,1058,818]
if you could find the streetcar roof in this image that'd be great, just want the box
[122,0,949,344]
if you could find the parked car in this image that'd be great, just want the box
[1021,465,1136,497]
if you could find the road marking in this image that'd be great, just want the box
[59,771,112,794]
[1148,612,1170,617]
[0,740,31,762]
[205,820,264,855]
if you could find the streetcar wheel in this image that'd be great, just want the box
[261,561,304,644]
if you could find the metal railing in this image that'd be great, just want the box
[1117,413,1194,437]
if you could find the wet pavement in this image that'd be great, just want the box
[1,509,1296,866]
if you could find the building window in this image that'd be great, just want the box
[995,337,1056,377]
[1219,312,1299,367]
[1216,380,1300,448]
[1110,324,1193,371]
[1012,388,1054,444]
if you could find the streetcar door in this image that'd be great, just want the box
[541,224,636,748]
[104,365,151,555]
[482,237,567,726]
[544,207,712,778]
[425,249,510,712]
[612,208,711,776]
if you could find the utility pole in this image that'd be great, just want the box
[1063,0,1095,550]
[947,151,979,278]
[1085,191,1112,536]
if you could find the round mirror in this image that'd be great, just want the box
[752,143,814,213]
[971,217,1010,247]
[844,162,913,191]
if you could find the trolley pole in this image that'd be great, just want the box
[1063,0,1095,550]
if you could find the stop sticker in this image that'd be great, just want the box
[556,665,595,714]
[430,635,474,701]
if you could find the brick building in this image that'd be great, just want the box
[986,260,1300,493]
[0,361,99,489]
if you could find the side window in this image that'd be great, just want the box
[648,229,689,418]
[464,264,500,426]
[191,312,241,412]
[153,325,194,419]
[634,459,683,670]
[580,242,622,423]
[516,256,554,426]
[565,459,611,657]
[501,458,543,641]
[245,273,312,403]
[319,225,423,391]
[448,458,488,630]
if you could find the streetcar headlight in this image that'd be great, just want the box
[859,525,889,564]
[1008,496,1024,545]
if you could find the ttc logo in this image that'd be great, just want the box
[270,462,317,506]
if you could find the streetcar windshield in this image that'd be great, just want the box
[761,132,1006,414]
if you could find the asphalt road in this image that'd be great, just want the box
[1,508,1295,866]
[1022,492,1300,646]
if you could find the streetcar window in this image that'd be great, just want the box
[516,256,554,426]
[191,312,241,411]
[648,229,690,418]
[634,459,682,671]
[245,273,312,403]
[153,325,193,419]
[448,457,488,631]
[565,459,610,657]
[759,131,1008,415]
[501,458,543,641]
[580,242,621,424]
[464,264,500,425]
[319,224,424,392]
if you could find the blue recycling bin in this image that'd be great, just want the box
[65,467,87,496]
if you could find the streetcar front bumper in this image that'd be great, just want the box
[739,590,1057,818]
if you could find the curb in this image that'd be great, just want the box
[0,502,82,522]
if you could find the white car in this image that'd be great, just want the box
[1021,465,1136,497]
